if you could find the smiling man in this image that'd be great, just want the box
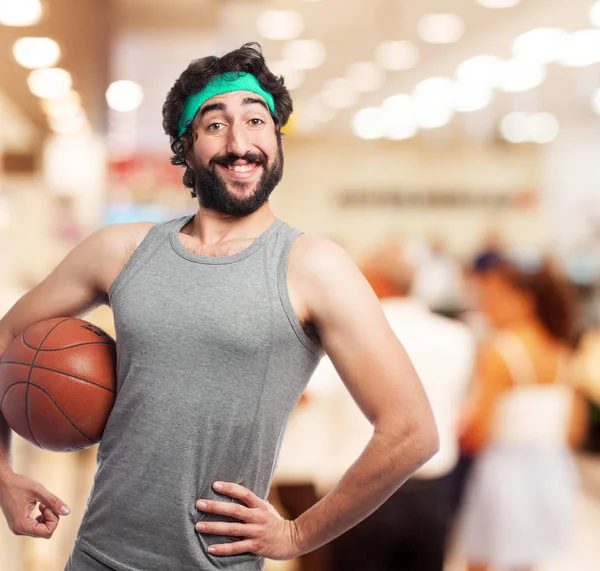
[0,43,438,571]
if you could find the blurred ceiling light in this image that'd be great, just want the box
[256,10,304,41]
[512,28,567,64]
[557,30,600,67]
[591,88,600,115]
[386,121,418,140]
[13,37,60,70]
[590,1,600,27]
[454,82,492,112]
[496,58,546,92]
[28,68,72,99]
[268,60,305,90]
[529,112,559,143]
[382,95,418,140]
[48,113,88,136]
[0,0,43,26]
[382,94,414,115]
[413,77,455,109]
[106,80,144,112]
[41,90,82,119]
[375,40,419,71]
[352,107,385,139]
[346,62,385,92]
[477,0,520,8]
[281,39,326,70]
[417,13,465,45]
[411,77,456,128]
[455,55,502,89]
[500,112,529,143]
[321,78,360,109]
[416,106,454,129]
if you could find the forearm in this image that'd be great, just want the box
[0,412,12,480]
[292,419,438,555]
[0,328,17,481]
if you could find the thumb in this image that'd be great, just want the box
[33,483,70,516]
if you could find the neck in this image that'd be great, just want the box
[186,202,276,245]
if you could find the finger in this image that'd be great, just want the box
[196,500,254,522]
[21,517,54,539]
[213,482,262,509]
[196,521,258,537]
[207,539,257,557]
[32,483,70,516]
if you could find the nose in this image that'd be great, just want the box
[226,122,253,157]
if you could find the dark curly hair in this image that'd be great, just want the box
[162,42,293,196]
[474,255,578,345]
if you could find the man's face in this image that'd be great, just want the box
[187,90,283,217]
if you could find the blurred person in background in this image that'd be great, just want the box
[411,236,465,317]
[457,254,588,571]
[326,241,476,571]
[0,43,438,571]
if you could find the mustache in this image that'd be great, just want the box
[210,152,268,169]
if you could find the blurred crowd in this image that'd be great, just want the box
[272,232,600,571]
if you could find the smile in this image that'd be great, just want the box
[218,161,262,179]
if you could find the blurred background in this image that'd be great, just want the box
[2,0,600,570]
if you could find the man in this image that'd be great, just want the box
[327,242,475,571]
[0,43,438,571]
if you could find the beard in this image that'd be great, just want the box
[190,140,284,217]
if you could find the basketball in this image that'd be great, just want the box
[0,317,117,452]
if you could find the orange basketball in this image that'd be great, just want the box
[0,317,117,452]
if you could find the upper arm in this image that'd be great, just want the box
[568,389,589,448]
[289,236,434,434]
[461,343,511,451]
[0,222,154,343]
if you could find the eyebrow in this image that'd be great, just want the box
[199,97,270,119]
[242,97,269,112]
[199,102,227,118]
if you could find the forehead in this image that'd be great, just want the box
[199,90,269,113]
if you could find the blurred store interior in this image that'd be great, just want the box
[2,0,600,570]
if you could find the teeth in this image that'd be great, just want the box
[228,164,255,172]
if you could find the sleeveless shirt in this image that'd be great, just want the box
[74,215,322,571]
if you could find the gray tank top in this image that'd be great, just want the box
[75,215,322,571]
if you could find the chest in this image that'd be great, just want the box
[113,260,273,361]
[177,234,256,258]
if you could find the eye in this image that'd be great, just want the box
[248,118,265,127]
[207,122,225,132]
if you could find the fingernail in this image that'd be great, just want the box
[208,547,216,553]
[196,523,206,531]
[197,501,207,509]
[61,506,70,515]
[213,482,222,490]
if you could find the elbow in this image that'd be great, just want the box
[390,413,440,474]
[410,415,440,470]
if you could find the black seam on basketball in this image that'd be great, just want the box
[26,318,70,449]
[21,338,114,352]
[6,382,98,444]
[0,361,116,394]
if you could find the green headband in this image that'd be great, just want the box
[177,72,277,137]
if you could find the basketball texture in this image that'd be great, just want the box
[0,317,117,452]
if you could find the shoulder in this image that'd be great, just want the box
[288,233,360,285]
[86,221,157,258]
[288,233,381,325]
[431,313,475,345]
[93,221,156,245]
